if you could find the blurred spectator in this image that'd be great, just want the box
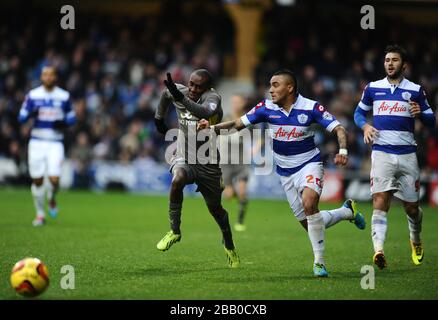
[70,131,93,189]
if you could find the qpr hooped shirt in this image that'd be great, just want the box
[18,85,75,142]
[241,94,340,176]
[358,77,434,154]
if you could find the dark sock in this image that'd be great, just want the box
[238,199,248,224]
[169,202,182,234]
[211,207,234,250]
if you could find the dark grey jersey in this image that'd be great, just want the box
[155,84,223,164]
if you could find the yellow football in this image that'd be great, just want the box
[10,257,49,297]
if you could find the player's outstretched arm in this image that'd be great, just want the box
[197,118,245,134]
[332,125,348,167]
[179,96,219,119]
[213,118,246,134]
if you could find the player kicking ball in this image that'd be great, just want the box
[198,69,366,277]
[18,66,76,226]
[154,70,239,268]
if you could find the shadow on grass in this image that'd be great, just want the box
[123,266,228,277]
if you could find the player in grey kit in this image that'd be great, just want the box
[154,70,240,268]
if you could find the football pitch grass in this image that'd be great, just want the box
[1,187,438,300]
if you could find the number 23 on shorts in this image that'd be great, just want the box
[306,175,323,188]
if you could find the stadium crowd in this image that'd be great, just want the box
[1,4,437,188]
[0,5,233,186]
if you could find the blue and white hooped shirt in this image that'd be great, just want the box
[356,77,435,154]
[241,94,340,177]
[18,86,76,141]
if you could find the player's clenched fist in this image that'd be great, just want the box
[197,119,210,130]
[408,100,421,118]
[334,154,348,167]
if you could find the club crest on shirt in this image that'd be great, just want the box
[401,92,412,101]
[53,100,62,108]
[297,113,308,124]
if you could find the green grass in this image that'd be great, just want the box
[1,187,437,300]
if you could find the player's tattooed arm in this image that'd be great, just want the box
[197,118,245,134]
[333,125,347,150]
[333,125,348,167]
[214,118,246,134]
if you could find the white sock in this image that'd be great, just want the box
[31,184,45,218]
[407,207,422,244]
[371,209,387,253]
[47,182,54,201]
[307,212,325,265]
[320,206,352,228]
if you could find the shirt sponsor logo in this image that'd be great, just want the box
[180,111,193,119]
[375,92,386,96]
[38,107,63,120]
[273,127,305,139]
[179,119,197,126]
[377,101,407,114]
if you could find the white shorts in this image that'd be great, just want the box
[370,150,420,202]
[279,161,324,221]
[28,139,65,179]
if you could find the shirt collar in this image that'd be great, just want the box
[279,94,301,113]
[385,76,405,88]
